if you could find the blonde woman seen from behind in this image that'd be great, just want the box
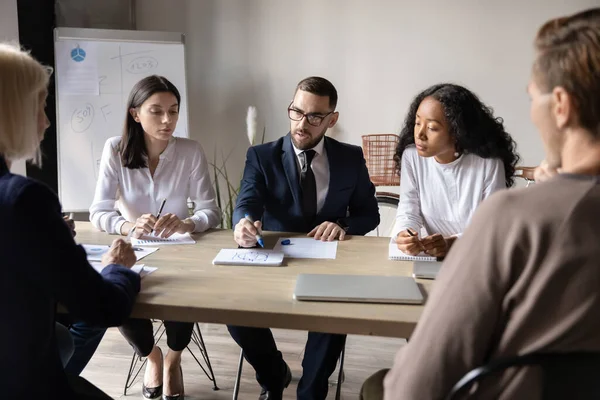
[0,43,140,399]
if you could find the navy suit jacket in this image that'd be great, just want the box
[0,156,140,399]
[233,133,380,235]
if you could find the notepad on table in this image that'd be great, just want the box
[212,249,284,266]
[90,262,158,278]
[388,238,437,261]
[131,232,196,246]
[82,244,158,261]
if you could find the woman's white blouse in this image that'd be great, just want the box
[90,136,220,234]
[391,146,506,239]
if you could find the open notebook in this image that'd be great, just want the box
[131,232,196,246]
[388,238,437,262]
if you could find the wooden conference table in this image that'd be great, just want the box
[76,222,430,339]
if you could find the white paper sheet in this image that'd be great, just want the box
[82,244,158,262]
[90,262,157,278]
[272,237,338,259]
[55,41,99,95]
[131,232,196,246]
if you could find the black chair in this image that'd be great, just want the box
[124,321,219,395]
[446,351,600,400]
[232,346,346,400]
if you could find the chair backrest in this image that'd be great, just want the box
[446,351,600,400]
[514,166,537,187]
[361,134,400,186]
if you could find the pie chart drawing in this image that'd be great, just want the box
[71,46,86,62]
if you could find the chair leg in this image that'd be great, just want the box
[232,349,244,400]
[123,321,165,395]
[335,345,346,400]
[187,323,220,390]
[124,352,146,396]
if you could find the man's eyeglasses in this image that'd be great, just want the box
[288,102,334,127]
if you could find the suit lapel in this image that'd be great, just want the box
[281,133,302,207]
[320,137,343,215]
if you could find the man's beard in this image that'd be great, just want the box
[291,127,327,150]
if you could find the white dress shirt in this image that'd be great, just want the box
[391,146,506,239]
[292,137,329,212]
[90,136,220,234]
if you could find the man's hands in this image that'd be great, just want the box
[101,238,136,268]
[308,221,347,241]
[63,215,76,238]
[234,218,262,247]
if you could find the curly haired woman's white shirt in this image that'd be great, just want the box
[391,146,506,239]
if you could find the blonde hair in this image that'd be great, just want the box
[0,42,52,162]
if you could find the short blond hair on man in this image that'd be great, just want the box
[0,42,51,162]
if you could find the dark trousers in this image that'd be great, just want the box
[227,325,346,400]
[67,374,113,400]
[119,318,194,357]
[65,319,193,375]
[65,322,107,375]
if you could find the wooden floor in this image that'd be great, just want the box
[81,323,406,399]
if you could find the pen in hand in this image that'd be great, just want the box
[407,229,425,251]
[244,213,265,248]
[150,198,167,235]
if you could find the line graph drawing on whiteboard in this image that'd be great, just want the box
[71,103,95,133]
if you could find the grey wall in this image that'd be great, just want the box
[134,0,598,183]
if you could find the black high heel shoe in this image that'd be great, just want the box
[163,366,184,400]
[142,347,163,399]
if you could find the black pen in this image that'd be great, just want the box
[151,198,167,234]
[407,229,425,251]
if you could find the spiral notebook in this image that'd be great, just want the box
[131,232,196,246]
[388,238,437,262]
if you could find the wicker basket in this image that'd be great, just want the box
[361,134,400,186]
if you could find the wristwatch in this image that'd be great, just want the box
[336,219,349,232]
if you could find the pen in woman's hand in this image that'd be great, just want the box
[150,198,167,234]
[407,229,425,251]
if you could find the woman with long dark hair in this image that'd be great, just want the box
[392,83,519,258]
[68,75,220,400]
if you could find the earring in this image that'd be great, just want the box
[454,151,460,157]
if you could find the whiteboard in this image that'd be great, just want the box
[54,28,189,212]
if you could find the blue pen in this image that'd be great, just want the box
[244,214,265,248]
[281,239,291,245]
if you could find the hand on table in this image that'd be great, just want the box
[395,229,424,255]
[102,238,136,268]
[153,213,193,238]
[421,234,448,258]
[63,215,76,238]
[234,218,262,247]
[308,221,347,241]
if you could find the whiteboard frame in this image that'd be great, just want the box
[53,27,189,212]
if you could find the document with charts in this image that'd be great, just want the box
[212,249,284,266]
[131,232,196,246]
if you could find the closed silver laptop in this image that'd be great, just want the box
[412,261,443,280]
[293,274,423,305]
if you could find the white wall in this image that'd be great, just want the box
[136,0,599,182]
[0,0,26,175]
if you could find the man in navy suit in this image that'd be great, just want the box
[229,76,380,400]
